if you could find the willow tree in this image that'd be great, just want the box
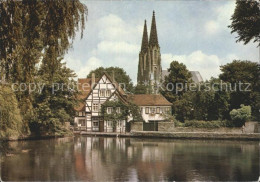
[0,0,87,132]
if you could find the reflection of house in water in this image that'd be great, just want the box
[72,137,258,181]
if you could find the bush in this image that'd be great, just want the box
[182,120,236,128]
[230,105,251,127]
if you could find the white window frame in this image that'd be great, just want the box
[145,107,149,114]
[150,107,155,114]
[107,107,113,114]
[100,90,105,97]
[116,107,121,113]
[93,121,99,127]
[156,107,160,114]
[78,119,85,126]
[105,90,111,97]
[93,103,99,112]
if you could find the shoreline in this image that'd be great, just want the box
[1,131,259,141]
[77,131,260,141]
[0,133,73,142]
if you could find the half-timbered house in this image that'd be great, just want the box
[74,72,128,132]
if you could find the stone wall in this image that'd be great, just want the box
[158,122,175,132]
[131,122,143,131]
[244,121,259,133]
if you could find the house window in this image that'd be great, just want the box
[78,119,85,126]
[150,107,156,114]
[106,90,111,97]
[140,107,143,114]
[166,107,171,113]
[117,121,122,127]
[116,107,121,113]
[145,107,149,114]
[156,107,160,114]
[107,107,113,114]
[93,121,99,127]
[93,103,99,112]
[107,121,113,127]
[100,90,105,97]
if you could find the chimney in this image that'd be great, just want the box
[91,73,95,89]
[112,70,115,83]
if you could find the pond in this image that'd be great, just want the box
[0,136,259,181]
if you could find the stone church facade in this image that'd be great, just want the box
[137,11,203,93]
[137,11,162,92]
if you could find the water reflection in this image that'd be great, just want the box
[0,137,259,181]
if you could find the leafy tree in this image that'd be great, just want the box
[31,60,78,135]
[0,1,87,135]
[219,60,259,120]
[0,0,87,82]
[0,85,25,138]
[87,67,134,93]
[229,0,260,46]
[230,105,251,127]
[162,60,192,103]
[101,100,143,131]
[134,84,149,94]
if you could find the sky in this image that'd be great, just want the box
[64,0,259,84]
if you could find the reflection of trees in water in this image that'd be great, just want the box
[1,137,77,181]
[1,137,259,181]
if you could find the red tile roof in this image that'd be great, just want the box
[128,94,172,106]
[74,78,93,111]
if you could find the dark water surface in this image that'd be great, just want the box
[0,136,259,181]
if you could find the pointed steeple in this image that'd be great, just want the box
[141,20,149,52]
[149,11,159,47]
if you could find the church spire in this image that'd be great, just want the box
[149,11,159,47]
[141,20,149,52]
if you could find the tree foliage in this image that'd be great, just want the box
[101,100,143,127]
[0,85,25,138]
[162,60,192,103]
[219,60,259,120]
[31,60,78,135]
[0,1,87,137]
[230,105,251,127]
[0,0,87,82]
[229,0,260,46]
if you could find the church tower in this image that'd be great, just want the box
[137,11,162,93]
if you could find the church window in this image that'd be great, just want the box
[154,50,157,63]
[144,55,146,69]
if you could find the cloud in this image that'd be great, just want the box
[97,14,142,43]
[204,1,235,35]
[65,56,102,78]
[162,50,238,81]
[97,41,139,55]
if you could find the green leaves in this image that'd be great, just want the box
[229,0,260,46]
[230,105,251,127]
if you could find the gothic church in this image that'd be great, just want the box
[137,11,162,90]
[137,11,203,93]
